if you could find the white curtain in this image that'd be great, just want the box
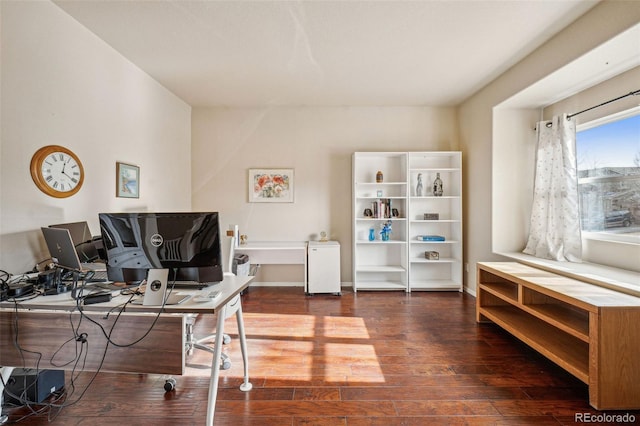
[523,114,582,262]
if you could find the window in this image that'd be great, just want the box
[576,107,640,244]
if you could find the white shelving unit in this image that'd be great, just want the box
[352,152,408,291]
[352,151,462,292]
[407,152,462,291]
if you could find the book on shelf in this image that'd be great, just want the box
[416,235,445,241]
[371,199,392,219]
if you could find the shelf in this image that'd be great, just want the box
[410,240,460,244]
[409,167,460,172]
[479,282,518,303]
[356,265,406,273]
[356,196,406,199]
[410,195,460,199]
[479,305,589,384]
[357,217,406,221]
[410,279,461,290]
[356,240,406,245]
[410,219,460,223]
[410,257,456,264]
[353,281,407,291]
[522,303,589,342]
[355,182,407,185]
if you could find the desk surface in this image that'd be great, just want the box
[235,241,307,250]
[0,275,253,315]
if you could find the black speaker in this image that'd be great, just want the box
[2,369,65,405]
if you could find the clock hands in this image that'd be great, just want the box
[60,157,77,181]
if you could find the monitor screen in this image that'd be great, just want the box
[98,212,223,284]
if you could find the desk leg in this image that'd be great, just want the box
[304,257,308,294]
[206,304,227,426]
[1,367,15,425]
[235,303,252,392]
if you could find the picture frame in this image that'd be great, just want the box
[248,168,294,203]
[116,162,140,198]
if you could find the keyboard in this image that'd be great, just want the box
[90,281,139,291]
[83,270,109,281]
[170,281,218,290]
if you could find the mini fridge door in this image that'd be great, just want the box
[307,241,341,295]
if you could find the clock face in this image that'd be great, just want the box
[30,145,84,198]
[41,151,82,193]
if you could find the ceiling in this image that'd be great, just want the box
[53,0,599,108]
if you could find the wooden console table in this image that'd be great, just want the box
[476,262,640,410]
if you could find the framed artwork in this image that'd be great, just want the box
[116,162,139,198]
[248,168,294,203]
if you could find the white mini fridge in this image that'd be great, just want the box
[307,241,341,295]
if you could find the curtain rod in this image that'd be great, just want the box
[567,89,640,120]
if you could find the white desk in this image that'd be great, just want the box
[235,241,308,290]
[0,275,253,426]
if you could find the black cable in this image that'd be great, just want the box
[0,269,10,292]
[74,280,170,348]
[3,268,180,422]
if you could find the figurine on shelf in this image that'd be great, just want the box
[433,173,443,196]
[416,173,423,196]
[380,220,392,241]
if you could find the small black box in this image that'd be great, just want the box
[3,369,65,405]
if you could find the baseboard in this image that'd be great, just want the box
[248,281,304,287]
[248,282,352,288]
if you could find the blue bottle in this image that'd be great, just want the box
[368,228,375,241]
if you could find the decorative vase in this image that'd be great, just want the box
[416,173,423,196]
[433,172,443,196]
[376,171,383,183]
[368,228,375,241]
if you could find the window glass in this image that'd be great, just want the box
[576,111,640,242]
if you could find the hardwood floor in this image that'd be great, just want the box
[4,287,638,425]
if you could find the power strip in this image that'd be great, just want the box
[7,272,39,284]
[83,292,112,305]
[8,283,35,297]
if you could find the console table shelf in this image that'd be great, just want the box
[480,305,589,383]
[477,262,640,410]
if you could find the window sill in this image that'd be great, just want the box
[582,231,640,245]
[497,252,640,297]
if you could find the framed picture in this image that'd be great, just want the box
[116,162,139,198]
[249,168,294,203]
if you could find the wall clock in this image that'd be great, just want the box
[30,145,84,198]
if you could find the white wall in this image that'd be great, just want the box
[459,1,640,293]
[191,106,458,283]
[0,1,192,274]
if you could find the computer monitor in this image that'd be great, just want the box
[98,212,223,285]
[49,221,100,262]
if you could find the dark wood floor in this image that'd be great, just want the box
[4,287,638,425]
